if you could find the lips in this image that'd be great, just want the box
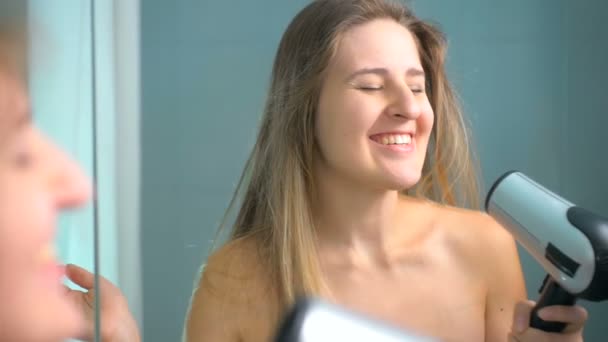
[39,244,56,264]
[38,243,65,285]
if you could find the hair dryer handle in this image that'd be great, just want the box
[530,275,577,332]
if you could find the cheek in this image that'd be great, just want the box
[0,191,78,340]
[0,184,54,282]
[0,203,39,331]
[0,194,42,280]
[419,104,435,137]
[0,188,52,238]
[317,94,376,149]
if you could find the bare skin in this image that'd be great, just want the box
[317,196,526,342]
[185,198,526,342]
[184,236,281,342]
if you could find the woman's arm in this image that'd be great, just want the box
[183,237,276,342]
[183,247,245,342]
[482,216,588,342]
[482,217,528,341]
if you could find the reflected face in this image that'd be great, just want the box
[315,18,434,191]
[0,70,91,341]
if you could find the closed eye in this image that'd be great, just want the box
[357,85,384,91]
[410,86,425,94]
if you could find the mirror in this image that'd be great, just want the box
[24,0,140,341]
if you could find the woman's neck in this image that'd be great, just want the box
[312,165,425,269]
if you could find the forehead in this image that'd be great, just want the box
[330,18,421,73]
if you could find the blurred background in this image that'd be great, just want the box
[17,0,608,341]
[20,0,140,341]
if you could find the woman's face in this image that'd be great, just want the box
[0,70,91,341]
[315,18,434,191]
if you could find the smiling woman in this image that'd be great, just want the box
[182,1,590,342]
[0,16,91,341]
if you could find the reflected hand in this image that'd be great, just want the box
[509,300,587,342]
[63,264,141,342]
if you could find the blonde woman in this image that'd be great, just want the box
[185,1,588,341]
[0,16,140,342]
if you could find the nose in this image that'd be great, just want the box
[387,85,421,120]
[48,142,92,209]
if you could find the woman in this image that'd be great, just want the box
[0,16,140,342]
[184,1,588,341]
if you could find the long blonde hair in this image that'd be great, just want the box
[218,0,480,310]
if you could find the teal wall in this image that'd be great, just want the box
[141,1,607,341]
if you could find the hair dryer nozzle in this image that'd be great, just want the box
[485,171,596,294]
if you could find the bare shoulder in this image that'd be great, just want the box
[184,235,278,342]
[428,203,526,294]
[202,235,268,297]
[399,198,521,281]
[431,204,518,269]
[431,203,527,339]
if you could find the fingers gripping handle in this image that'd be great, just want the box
[530,275,577,332]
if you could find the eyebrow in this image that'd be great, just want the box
[345,67,425,83]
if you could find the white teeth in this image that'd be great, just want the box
[375,134,412,145]
[39,244,56,263]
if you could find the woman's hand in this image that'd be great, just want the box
[509,300,588,342]
[63,264,141,342]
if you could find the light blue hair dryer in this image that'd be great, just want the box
[485,171,608,332]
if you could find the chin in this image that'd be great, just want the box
[369,159,424,189]
[381,175,420,191]
[30,306,82,341]
[14,284,83,342]
[4,309,81,342]
[381,171,422,191]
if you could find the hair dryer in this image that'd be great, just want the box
[485,170,608,332]
[274,297,439,342]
